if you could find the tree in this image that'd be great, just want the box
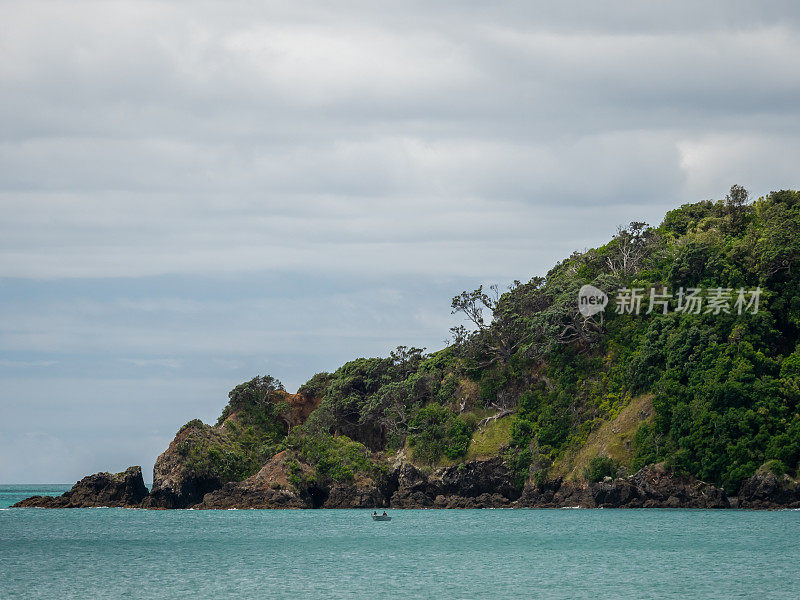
[605,221,655,277]
[450,284,527,368]
[723,184,749,233]
[217,375,286,425]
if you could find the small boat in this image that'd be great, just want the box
[372,514,391,521]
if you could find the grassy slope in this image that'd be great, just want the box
[466,416,513,460]
[551,394,654,480]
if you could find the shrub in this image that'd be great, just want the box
[761,459,788,477]
[295,433,380,483]
[584,455,620,482]
[408,403,476,464]
[178,419,204,434]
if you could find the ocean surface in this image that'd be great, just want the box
[1,485,798,600]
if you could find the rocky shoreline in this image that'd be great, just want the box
[12,458,800,510]
[13,466,149,508]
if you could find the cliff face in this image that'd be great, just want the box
[736,470,800,509]
[23,457,800,510]
[388,457,520,508]
[518,463,729,509]
[12,466,148,508]
[143,423,225,509]
[195,451,315,509]
[280,391,322,428]
[143,389,324,509]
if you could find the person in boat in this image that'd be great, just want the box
[382,511,387,516]
[373,511,377,516]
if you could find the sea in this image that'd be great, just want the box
[1,484,798,599]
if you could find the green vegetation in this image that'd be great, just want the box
[760,459,788,478]
[470,188,800,493]
[293,433,384,483]
[407,403,476,464]
[176,376,291,482]
[584,456,621,482]
[551,394,652,480]
[466,415,513,460]
[303,346,462,452]
[172,187,800,495]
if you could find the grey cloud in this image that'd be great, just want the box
[1,0,799,482]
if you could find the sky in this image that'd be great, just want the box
[1,1,799,483]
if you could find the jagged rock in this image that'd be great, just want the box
[516,463,728,508]
[737,470,800,509]
[195,482,308,509]
[389,463,438,507]
[13,466,148,508]
[590,478,642,507]
[323,479,385,508]
[143,423,224,508]
[434,493,510,508]
[389,458,519,508]
[193,451,314,509]
[632,463,728,508]
[437,457,520,501]
[517,476,562,506]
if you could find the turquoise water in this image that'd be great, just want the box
[2,485,799,599]
[1,484,72,508]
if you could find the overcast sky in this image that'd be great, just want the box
[2,1,799,483]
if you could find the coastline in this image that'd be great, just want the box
[10,459,799,511]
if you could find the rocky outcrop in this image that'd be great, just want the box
[389,463,438,507]
[388,457,519,508]
[278,390,322,428]
[439,457,520,500]
[194,451,314,509]
[13,466,148,508]
[433,493,511,509]
[194,451,388,509]
[196,456,521,510]
[11,460,747,510]
[737,470,800,509]
[632,463,728,508]
[517,463,729,508]
[142,423,224,509]
[323,479,386,508]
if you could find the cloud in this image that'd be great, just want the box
[121,358,182,369]
[1,0,799,482]
[0,359,58,368]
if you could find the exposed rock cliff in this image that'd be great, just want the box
[194,452,315,509]
[13,459,738,510]
[517,463,729,508]
[388,457,520,508]
[736,470,800,509]
[12,466,148,508]
[142,423,224,508]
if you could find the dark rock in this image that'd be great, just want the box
[738,470,800,509]
[193,451,313,509]
[438,457,520,501]
[389,458,519,508]
[389,463,437,508]
[631,463,729,508]
[516,463,728,509]
[323,481,385,508]
[196,481,308,509]
[13,466,148,508]
[143,423,223,508]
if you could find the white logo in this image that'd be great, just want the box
[578,285,608,317]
